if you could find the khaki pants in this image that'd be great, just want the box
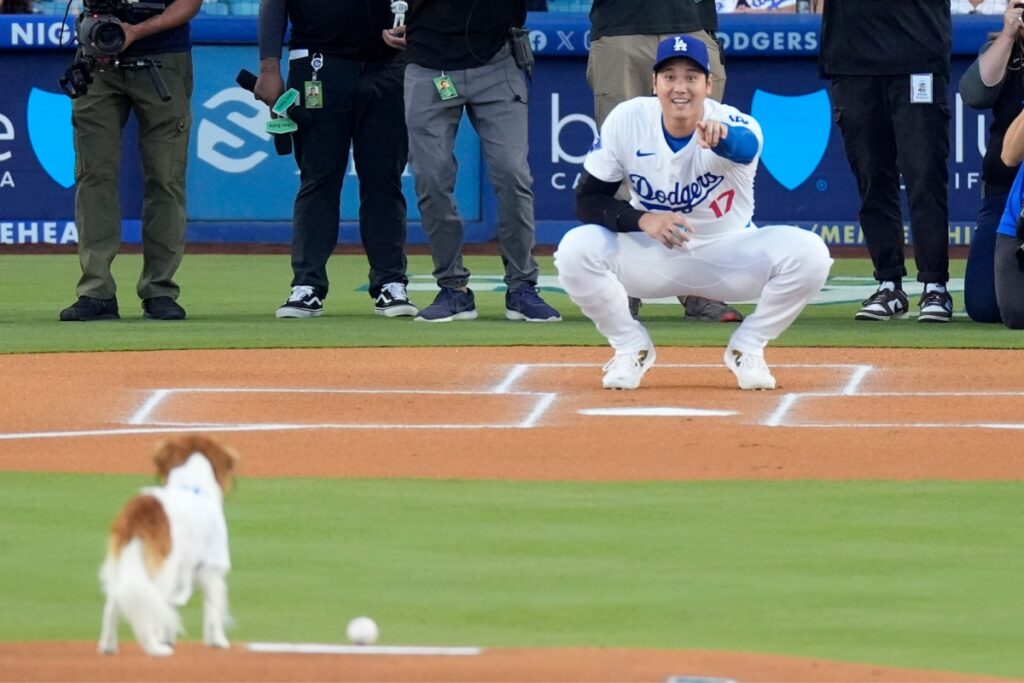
[587,31,726,128]
[72,51,193,300]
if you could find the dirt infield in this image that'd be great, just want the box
[0,642,1013,683]
[1,346,1021,683]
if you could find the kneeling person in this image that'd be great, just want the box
[555,35,832,390]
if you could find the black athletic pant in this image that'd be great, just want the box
[995,233,1024,328]
[830,74,951,284]
[288,54,409,298]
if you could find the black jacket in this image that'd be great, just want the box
[819,0,950,77]
[405,0,526,70]
[258,0,399,62]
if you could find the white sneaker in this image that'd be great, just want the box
[602,337,656,390]
[724,346,776,390]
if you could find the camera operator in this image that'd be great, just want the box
[382,0,561,322]
[979,35,1024,329]
[59,0,202,322]
[960,0,1024,324]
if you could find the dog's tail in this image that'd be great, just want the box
[102,495,181,656]
[106,539,182,656]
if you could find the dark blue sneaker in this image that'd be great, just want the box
[414,287,478,322]
[505,286,561,322]
[142,296,186,320]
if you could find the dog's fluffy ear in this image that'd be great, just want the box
[152,437,190,484]
[196,436,239,493]
[152,435,239,492]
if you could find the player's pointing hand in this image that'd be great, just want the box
[639,211,692,249]
[696,120,728,149]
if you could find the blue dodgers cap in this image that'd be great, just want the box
[652,34,711,75]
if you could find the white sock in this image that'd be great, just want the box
[879,281,896,292]
[925,283,947,294]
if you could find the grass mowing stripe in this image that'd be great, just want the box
[0,473,1020,677]
[2,254,1022,352]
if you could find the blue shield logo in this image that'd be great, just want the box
[27,88,75,189]
[751,89,831,191]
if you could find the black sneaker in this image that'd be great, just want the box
[276,285,324,318]
[414,287,477,322]
[918,288,953,323]
[374,282,418,317]
[142,296,186,320]
[59,296,119,321]
[681,295,743,323]
[855,287,909,321]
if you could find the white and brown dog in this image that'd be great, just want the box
[98,435,237,656]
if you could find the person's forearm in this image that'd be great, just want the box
[979,33,1015,86]
[258,0,288,61]
[1002,110,1024,166]
[711,125,759,165]
[128,0,201,43]
[575,171,644,232]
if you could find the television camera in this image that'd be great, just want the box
[59,0,171,101]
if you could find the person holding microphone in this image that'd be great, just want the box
[256,0,417,319]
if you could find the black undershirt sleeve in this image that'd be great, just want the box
[258,0,288,61]
[574,170,646,233]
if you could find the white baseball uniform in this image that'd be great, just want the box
[555,96,832,356]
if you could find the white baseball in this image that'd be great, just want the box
[346,616,379,645]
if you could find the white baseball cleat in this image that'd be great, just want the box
[602,335,657,390]
[724,345,776,390]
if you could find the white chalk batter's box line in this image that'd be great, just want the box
[765,391,1024,429]
[123,364,871,433]
[0,363,1014,441]
[127,387,558,431]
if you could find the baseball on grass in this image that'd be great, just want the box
[346,616,379,645]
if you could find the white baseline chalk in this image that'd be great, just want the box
[247,642,481,656]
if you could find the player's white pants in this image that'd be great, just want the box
[554,224,832,355]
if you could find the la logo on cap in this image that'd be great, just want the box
[673,36,688,52]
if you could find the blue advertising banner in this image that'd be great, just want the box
[525,17,992,247]
[0,49,146,243]
[0,12,1005,245]
[185,45,480,225]
[0,44,481,243]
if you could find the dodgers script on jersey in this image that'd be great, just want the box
[584,97,763,238]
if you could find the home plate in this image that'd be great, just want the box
[578,407,738,417]
[248,642,481,656]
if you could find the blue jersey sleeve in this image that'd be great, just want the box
[712,124,759,165]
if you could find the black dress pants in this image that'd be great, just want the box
[830,74,951,284]
[288,54,409,298]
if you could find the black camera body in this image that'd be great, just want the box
[76,11,128,60]
[59,0,167,99]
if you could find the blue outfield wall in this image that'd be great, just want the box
[0,13,1002,246]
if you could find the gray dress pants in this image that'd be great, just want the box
[405,45,539,290]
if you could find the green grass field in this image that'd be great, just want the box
[1,253,1022,677]
[1,253,1022,352]
[2,474,1021,677]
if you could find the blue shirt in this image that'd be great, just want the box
[997,161,1024,238]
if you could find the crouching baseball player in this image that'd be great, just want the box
[555,34,832,391]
